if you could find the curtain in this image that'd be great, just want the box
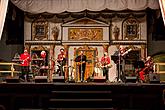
[159,0,165,25]
[0,0,9,40]
[10,0,160,14]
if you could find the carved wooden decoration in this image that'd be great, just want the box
[69,28,103,40]
[32,16,48,40]
[122,17,140,40]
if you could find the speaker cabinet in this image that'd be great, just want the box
[93,76,106,82]
[125,76,137,83]
[35,76,47,83]
[53,76,65,82]
[149,73,160,83]
[6,76,20,83]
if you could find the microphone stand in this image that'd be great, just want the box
[118,49,122,82]
[81,55,83,82]
[70,59,74,81]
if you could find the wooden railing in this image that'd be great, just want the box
[0,62,21,77]
[154,63,165,74]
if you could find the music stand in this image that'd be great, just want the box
[133,61,145,69]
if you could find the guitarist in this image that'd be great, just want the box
[139,56,154,82]
[101,52,111,82]
[75,51,87,82]
[57,48,66,77]
[20,49,31,81]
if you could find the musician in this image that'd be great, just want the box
[75,51,87,82]
[139,56,154,82]
[101,52,111,82]
[115,45,125,82]
[117,45,132,82]
[57,48,66,77]
[20,49,31,81]
[145,56,154,73]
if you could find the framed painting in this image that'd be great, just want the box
[32,17,48,40]
[123,17,140,40]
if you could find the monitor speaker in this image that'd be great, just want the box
[149,73,160,83]
[93,76,106,82]
[125,76,137,83]
[53,76,65,82]
[6,76,20,83]
[35,76,47,83]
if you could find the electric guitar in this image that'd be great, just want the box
[121,48,132,56]
[76,61,86,66]
[139,66,149,81]
[101,63,112,68]
[21,57,30,65]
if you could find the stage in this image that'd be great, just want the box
[0,82,165,110]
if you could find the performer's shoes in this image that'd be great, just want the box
[77,80,81,83]
[106,80,110,83]
[81,80,87,83]
[19,78,25,82]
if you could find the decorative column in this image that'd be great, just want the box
[49,44,55,82]
[141,44,147,59]
[64,45,69,81]
[25,44,31,53]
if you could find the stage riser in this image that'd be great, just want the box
[50,93,113,99]
[48,101,114,108]
[0,83,163,110]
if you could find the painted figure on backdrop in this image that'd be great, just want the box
[57,48,66,77]
[75,51,87,82]
[101,52,111,82]
[19,48,31,81]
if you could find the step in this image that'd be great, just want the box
[49,99,112,102]
[48,98,114,108]
[48,108,114,110]
[50,91,113,99]
[51,91,112,94]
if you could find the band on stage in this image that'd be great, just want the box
[18,47,155,83]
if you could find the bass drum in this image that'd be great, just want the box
[94,67,103,77]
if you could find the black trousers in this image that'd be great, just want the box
[102,67,109,80]
[20,66,29,81]
[117,64,125,82]
[56,65,65,77]
[78,65,86,81]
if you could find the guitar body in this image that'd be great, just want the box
[139,71,145,81]
[101,64,112,68]
[77,62,86,66]
[139,67,148,81]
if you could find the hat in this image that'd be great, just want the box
[60,48,64,51]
